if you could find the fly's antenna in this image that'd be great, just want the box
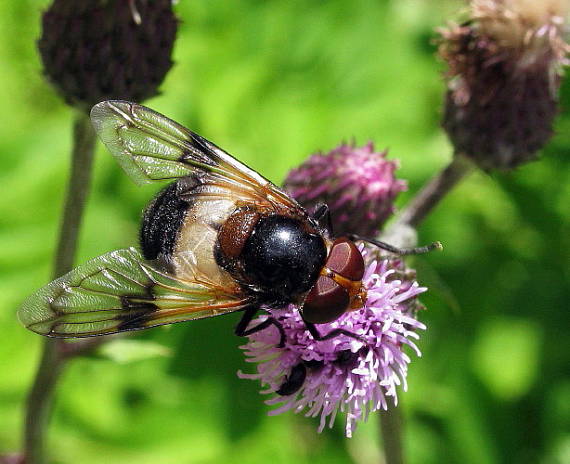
[348,234,443,256]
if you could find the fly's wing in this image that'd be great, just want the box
[18,248,250,338]
[90,100,305,216]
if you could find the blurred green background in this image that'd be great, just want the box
[1,1,569,463]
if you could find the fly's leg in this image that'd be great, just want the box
[235,307,286,347]
[304,321,366,343]
[276,363,307,396]
[312,203,333,236]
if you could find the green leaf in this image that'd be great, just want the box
[471,317,542,400]
[97,339,171,364]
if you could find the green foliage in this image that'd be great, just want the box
[471,317,542,401]
[0,0,568,463]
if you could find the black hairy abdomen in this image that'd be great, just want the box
[140,181,189,260]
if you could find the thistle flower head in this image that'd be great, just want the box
[238,245,426,437]
[38,0,178,111]
[439,0,569,170]
[473,0,569,61]
[284,142,406,237]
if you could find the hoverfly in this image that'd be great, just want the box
[19,101,438,345]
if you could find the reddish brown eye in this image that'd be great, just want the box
[302,276,349,324]
[326,238,365,281]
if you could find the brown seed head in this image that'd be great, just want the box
[439,0,569,169]
[38,0,178,111]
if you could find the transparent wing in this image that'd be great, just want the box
[90,100,304,215]
[18,248,250,338]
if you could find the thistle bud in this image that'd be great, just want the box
[38,0,178,111]
[284,142,406,237]
[439,0,569,170]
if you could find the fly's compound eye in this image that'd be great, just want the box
[302,276,349,324]
[326,238,365,281]
[301,238,365,324]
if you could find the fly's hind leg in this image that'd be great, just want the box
[235,306,286,347]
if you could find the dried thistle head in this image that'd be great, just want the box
[439,0,569,170]
[38,0,178,111]
[473,0,569,60]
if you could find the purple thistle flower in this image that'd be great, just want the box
[284,142,407,237]
[238,245,426,437]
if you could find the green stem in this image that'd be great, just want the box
[22,340,65,464]
[380,406,405,464]
[53,112,98,278]
[23,112,97,464]
[394,154,474,228]
[378,154,474,463]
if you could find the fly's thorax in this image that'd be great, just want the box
[216,210,327,304]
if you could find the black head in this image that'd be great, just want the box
[241,215,327,303]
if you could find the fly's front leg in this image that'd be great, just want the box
[311,203,333,237]
[304,320,365,343]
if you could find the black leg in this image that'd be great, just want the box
[304,321,366,343]
[347,234,442,256]
[276,363,307,396]
[311,203,333,236]
[235,307,287,347]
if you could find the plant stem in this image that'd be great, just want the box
[23,341,65,464]
[380,406,404,464]
[23,111,97,464]
[378,154,474,463]
[394,154,474,228]
[53,112,98,278]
